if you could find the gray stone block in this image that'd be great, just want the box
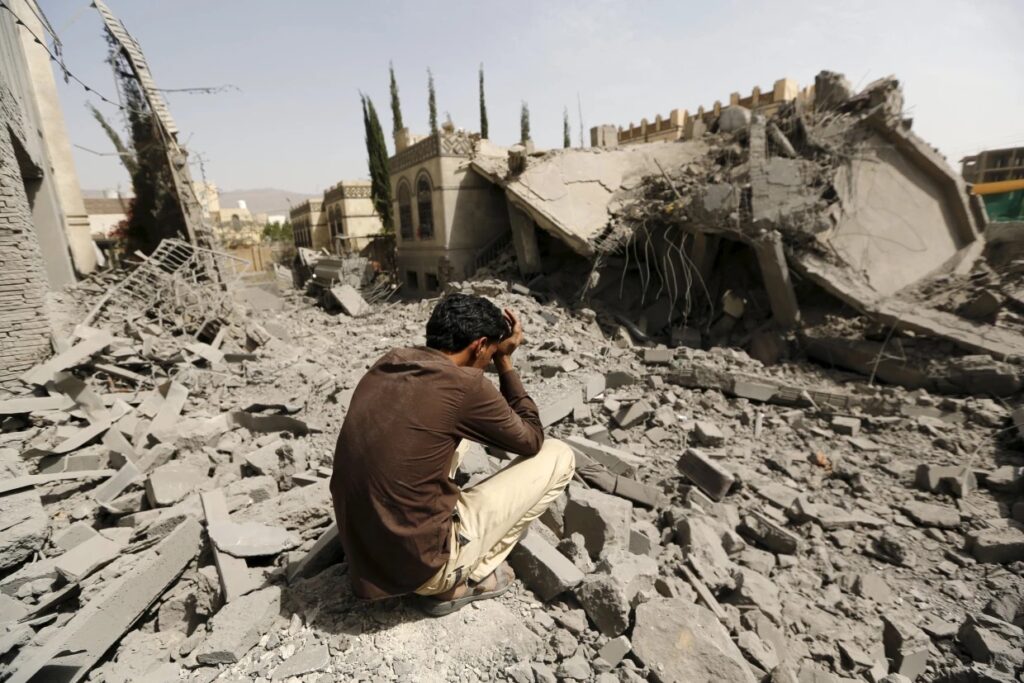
[563,484,632,559]
[678,448,735,501]
[195,585,282,664]
[508,530,584,601]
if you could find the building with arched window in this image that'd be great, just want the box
[289,199,326,250]
[322,180,383,254]
[388,129,511,294]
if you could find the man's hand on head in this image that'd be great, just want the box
[495,308,523,358]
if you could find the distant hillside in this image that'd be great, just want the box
[84,188,319,217]
[217,188,318,216]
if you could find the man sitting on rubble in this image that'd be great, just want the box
[331,293,575,616]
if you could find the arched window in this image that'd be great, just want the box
[416,173,434,239]
[397,181,413,239]
[230,214,242,231]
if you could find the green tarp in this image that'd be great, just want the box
[983,190,1024,222]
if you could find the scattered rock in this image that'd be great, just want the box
[632,596,757,683]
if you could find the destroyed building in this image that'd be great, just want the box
[1,53,1023,683]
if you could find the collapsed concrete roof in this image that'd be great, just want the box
[471,142,708,257]
[473,71,1024,360]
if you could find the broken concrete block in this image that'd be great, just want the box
[726,567,782,624]
[208,521,300,558]
[194,585,282,664]
[595,635,631,671]
[508,529,584,601]
[563,484,632,559]
[613,400,653,429]
[633,596,757,683]
[957,613,1024,670]
[145,463,205,508]
[200,490,254,603]
[900,501,961,529]
[576,551,658,637]
[853,572,892,603]
[271,642,330,681]
[20,331,113,387]
[642,348,675,365]
[982,465,1023,494]
[54,533,122,582]
[693,420,725,447]
[754,482,800,510]
[0,490,47,571]
[831,415,861,436]
[286,523,343,584]
[915,464,976,498]
[5,518,201,683]
[969,526,1024,564]
[565,435,643,478]
[585,373,607,400]
[540,389,584,428]
[675,516,736,591]
[882,613,930,680]
[678,448,735,501]
[329,284,368,317]
[243,439,285,475]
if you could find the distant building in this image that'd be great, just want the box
[84,196,131,237]
[961,146,1024,223]
[388,127,510,293]
[290,198,327,250]
[590,78,811,148]
[211,200,262,247]
[192,181,220,217]
[322,180,383,254]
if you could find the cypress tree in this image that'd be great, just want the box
[427,68,438,136]
[105,32,185,253]
[478,64,489,139]
[520,101,530,144]
[362,94,394,232]
[389,61,403,135]
[563,107,571,148]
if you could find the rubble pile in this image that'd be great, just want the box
[1,260,1022,682]
[495,72,1024,398]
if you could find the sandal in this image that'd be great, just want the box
[417,564,514,617]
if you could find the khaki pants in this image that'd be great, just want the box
[415,438,575,595]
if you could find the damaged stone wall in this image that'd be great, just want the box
[0,74,54,389]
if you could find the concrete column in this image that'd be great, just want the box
[17,0,96,275]
[508,205,541,277]
[754,232,801,328]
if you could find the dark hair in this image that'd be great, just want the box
[426,294,508,352]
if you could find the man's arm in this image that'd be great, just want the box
[454,308,543,455]
[456,363,544,456]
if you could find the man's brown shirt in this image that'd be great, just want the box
[330,347,543,600]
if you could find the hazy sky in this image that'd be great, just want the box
[36,0,1024,196]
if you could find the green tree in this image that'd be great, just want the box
[479,64,489,139]
[362,94,394,232]
[520,101,531,144]
[389,61,403,135]
[563,107,571,148]
[427,68,438,135]
[263,220,292,242]
[105,32,186,254]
